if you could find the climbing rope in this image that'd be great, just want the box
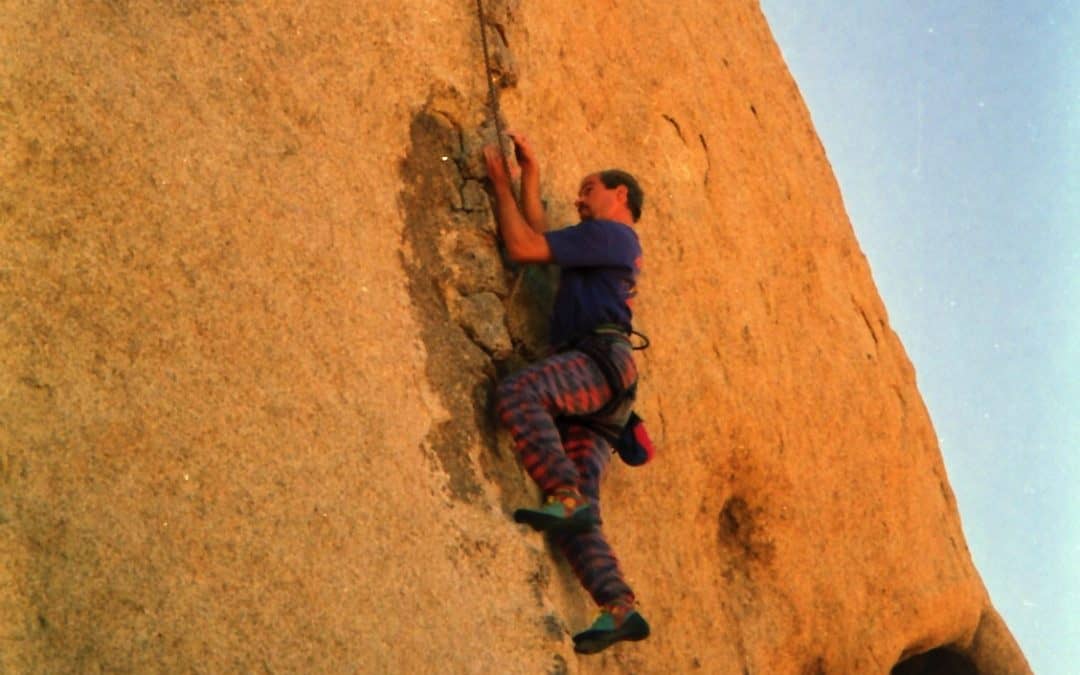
[474,0,512,179]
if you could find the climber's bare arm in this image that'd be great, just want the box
[484,145,553,264]
[507,132,547,233]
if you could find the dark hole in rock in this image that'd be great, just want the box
[891,647,978,675]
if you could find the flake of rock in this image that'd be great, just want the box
[454,292,512,358]
[460,180,488,212]
[440,228,507,296]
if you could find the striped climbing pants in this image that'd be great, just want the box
[495,337,638,607]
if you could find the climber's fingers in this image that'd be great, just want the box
[506,131,536,168]
[483,144,510,185]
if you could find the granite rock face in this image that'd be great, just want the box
[0,1,1030,673]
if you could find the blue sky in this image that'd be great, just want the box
[760,2,1078,672]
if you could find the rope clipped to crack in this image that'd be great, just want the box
[474,0,512,180]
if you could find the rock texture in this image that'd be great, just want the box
[0,1,1031,673]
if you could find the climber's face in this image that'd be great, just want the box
[575,174,628,223]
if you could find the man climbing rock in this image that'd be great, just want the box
[483,133,650,654]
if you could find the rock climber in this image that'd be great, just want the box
[483,132,650,654]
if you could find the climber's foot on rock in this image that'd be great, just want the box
[513,489,597,533]
[573,599,650,654]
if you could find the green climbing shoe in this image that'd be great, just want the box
[572,606,650,654]
[512,491,597,533]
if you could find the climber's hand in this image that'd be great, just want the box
[507,131,537,171]
[483,145,510,188]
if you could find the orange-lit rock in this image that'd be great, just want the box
[0,1,1029,672]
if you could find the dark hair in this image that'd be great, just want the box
[598,169,644,222]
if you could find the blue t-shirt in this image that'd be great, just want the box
[544,219,642,347]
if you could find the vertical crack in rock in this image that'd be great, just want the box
[398,109,494,503]
[395,2,552,514]
[487,23,517,89]
[399,90,544,510]
[470,9,560,366]
[478,1,519,91]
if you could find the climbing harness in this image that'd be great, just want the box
[474,0,511,179]
[588,324,651,351]
[564,327,656,466]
